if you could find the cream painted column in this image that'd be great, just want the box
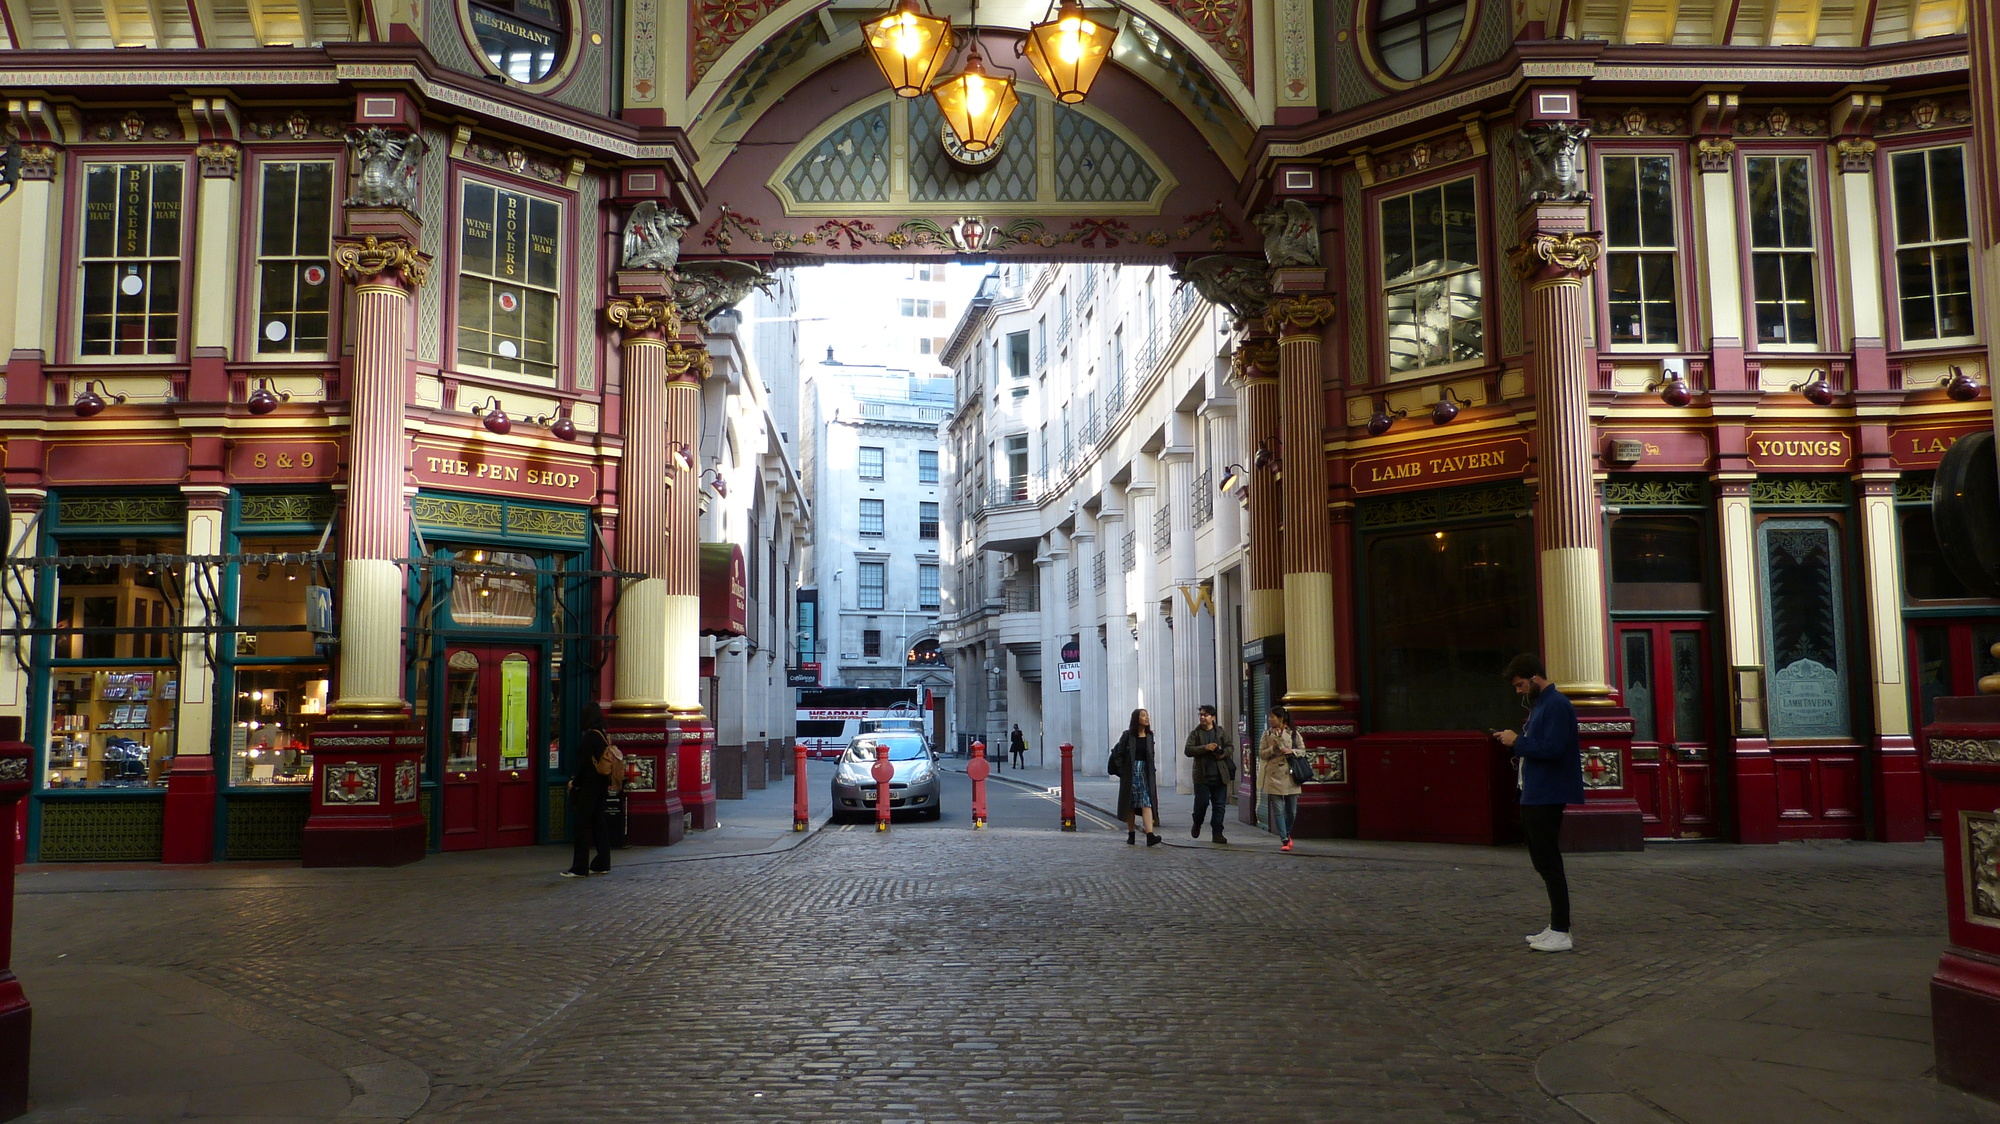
[0,495,45,719]
[1716,478,1764,675]
[191,142,244,353]
[1834,138,1886,351]
[1233,338,1284,641]
[1857,475,1911,738]
[1514,230,1614,703]
[1126,466,1163,722]
[1163,439,1197,792]
[175,492,229,763]
[606,297,680,716]
[1096,501,1131,776]
[1264,297,1339,705]
[1694,121,1749,390]
[663,340,712,720]
[328,235,429,718]
[1072,520,1102,768]
[5,143,59,358]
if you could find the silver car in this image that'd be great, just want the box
[830,732,942,822]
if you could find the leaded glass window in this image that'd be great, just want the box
[1381,176,1483,377]
[79,163,185,356]
[255,161,336,355]
[1756,518,1849,739]
[457,180,561,380]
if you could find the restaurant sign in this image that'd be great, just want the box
[411,440,597,504]
[1887,420,1988,469]
[1350,435,1531,496]
[1744,429,1852,471]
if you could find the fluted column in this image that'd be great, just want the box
[330,235,430,719]
[1163,440,1197,791]
[606,296,680,716]
[1232,337,1283,641]
[1513,230,1613,703]
[1097,501,1131,776]
[1265,297,1339,705]
[1072,519,1103,770]
[663,340,712,719]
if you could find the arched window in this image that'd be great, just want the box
[1373,0,1470,82]
[907,638,943,665]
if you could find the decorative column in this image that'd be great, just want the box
[1512,123,1643,850]
[605,295,687,846]
[1233,337,1285,644]
[664,336,718,829]
[1264,295,1356,836]
[1925,0,2000,1100]
[1692,93,1747,391]
[1162,436,1197,793]
[1042,532,1071,771]
[1072,516,1103,773]
[303,221,431,867]
[1857,474,1924,840]
[1097,499,1132,777]
[162,491,228,863]
[1715,476,1776,842]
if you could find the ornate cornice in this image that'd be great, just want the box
[1835,137,1878,173]
[332,235,430,290]
[1263,295,1337,336]
[663,342,713,385]
[605,295,682,338]
[1512,232,1602,280]
[1229,339,1281,383]
[1694,136,1736,173]
[195,141,241,179]
[1930,738,2000,765]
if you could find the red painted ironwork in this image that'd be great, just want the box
[872,742,894,832]
[1059,742,1076,831]
[967,741,990,829]
[793,743,809,831]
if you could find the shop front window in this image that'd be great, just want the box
[1365,521,1533,731]
[79,162,186,357]
[48,536,184,789]
[456,180,561,380]
[448,548,541,628]
[1609,515,1705,611]
[229,535,331,786]
[1756,518,1851,739]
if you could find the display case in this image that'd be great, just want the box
[46,668,180,789]
[228,666,328,786]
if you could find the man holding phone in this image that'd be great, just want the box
[1492,653,1584,952]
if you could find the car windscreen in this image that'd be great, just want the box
[845,737,929,762]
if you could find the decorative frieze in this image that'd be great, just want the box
[702,204,1241,254]
[333,235,430,289]
[323,763,381,805]
[1578,721,1636,735]
[461,136,568,185]
[1879,97,1973,135]
[393,760,419,803]
[1967,812,2000,926]
[1309,749,1348,783]
[1582,749,1623,788]
[86,111,180,142]
[1590,106,1689,137]
[245,112,346,141]
[1736,106,1827,137]
[605,295,680,337]
[1931,739,2000,765]
[195,141,241,179]
[1694,137,1736,173]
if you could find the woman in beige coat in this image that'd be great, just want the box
[1259,705,1306,852]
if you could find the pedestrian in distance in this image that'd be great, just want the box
[562,702,617,878]
[1492,653,1585,953]
[1184,704,1234,844]
[1260,705,1306,852]
[1108,707,1163,846]
[1010,723,1028,769]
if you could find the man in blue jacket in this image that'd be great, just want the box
[1493,653,1584,953]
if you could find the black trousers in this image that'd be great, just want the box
[1192,781,1229,832]
[1521,803,1570,932]
[570,791,611,874]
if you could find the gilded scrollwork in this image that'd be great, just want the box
[332,235,431,289]
[1229,339,1280,383]
[1929,739,2000,765]
[1967,813,2000,925]
[1512,232,1603,279]
[195,141,241,179]
[663,342,714,384]
[604,296,681,337]
[1695,137,1736,173]
[1263,294,1338,335]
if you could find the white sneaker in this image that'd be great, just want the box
[1528,930,1574,953]
[1525,927,1554,945]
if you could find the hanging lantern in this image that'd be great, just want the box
[932,42,1020,154]
[1022,0,1112,104]
[866,0,954,97]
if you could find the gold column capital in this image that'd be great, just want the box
[1511,231,1602,281]
[605,295,683,339]
[1264,295,1338,337]
[663,341,713,385]
[1230,338,1281,383]
[333,235,430,290]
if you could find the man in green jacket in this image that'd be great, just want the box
[1184,704,1235,844]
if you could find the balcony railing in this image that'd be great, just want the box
[1153,504,1172,553]
[1092,552,1106,590]
[1003,579,1039,612]
[1121,531,1136,572]
[1066,568,1079,605]
[987,478,1033,507]
[1193,471,1213,526]
[1171,281,1201,327]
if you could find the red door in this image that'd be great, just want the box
[1617,623,1718,839]
[1908,619,2000,835]
[440,645,539,851]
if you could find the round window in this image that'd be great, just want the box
[465,0,569,84]
[1372,0,1470,83]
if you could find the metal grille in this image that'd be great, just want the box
[1172,279,1201,325]
[224,796,309,859]
[1092,552,1106,590]
[1602,478,1705,507]
[1153,504,1172,553]
[1193,471,1214,525]
[1893,472,1935,505]
[1004,578,1039,612]
[1122,531,1136,572]
[1751,476,1846,505]
[39,797,164,861]
[1136,337,1160,378]
[1078,263,1097,304]
[1066,567,1079,604]
[1106,371,1127,417]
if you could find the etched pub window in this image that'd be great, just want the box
[79,162,185,356]
[1381,176,1483,377]
[466,0,568,84]
[1756,518,1850,739]
[457,180,561,380]
[255,161,336,355]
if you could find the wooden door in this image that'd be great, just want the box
[440,645,539,851]
[1618,623,1718,839]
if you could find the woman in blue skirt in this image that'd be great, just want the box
[1108,708,1162,846]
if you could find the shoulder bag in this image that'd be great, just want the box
[1286,733,1314,786]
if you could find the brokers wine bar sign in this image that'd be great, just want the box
[1350,435,1531,496]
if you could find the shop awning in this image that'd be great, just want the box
[700,542,748,636]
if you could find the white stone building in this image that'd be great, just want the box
[941,264,1240,787]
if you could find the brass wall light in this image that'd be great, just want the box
[1789,369,1835,406]
[471,396,512,435]
[529,409,578,441]
[668,441,694,473]
[246,378,292,416]
[1941,365,1981,402]
[73,380,126,417]
[1645,368,1695,407]
[1218,463,1245,493]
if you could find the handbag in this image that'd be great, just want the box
[1286,735,1314,786]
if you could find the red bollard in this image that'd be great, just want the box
[967,741,990,829]
[1059,742,1076,831]
[793,743,810,831]
[872,742,894,832]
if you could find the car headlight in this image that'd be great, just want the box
[904,764,933,784]
[836,766,871,785]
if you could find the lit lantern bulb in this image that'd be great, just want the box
[1057,17,1085,63]
[965,73,989,116]
[893,12,923,57]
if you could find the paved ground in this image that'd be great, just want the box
[9,762,1997,1124]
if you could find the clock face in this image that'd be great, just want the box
[940,122,1003,168]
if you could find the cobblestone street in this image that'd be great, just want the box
[12,771,1997,1124]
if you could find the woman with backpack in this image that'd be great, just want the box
[562,702,618,878]
[1260,705,1308,853]
[1108,708,1162,847]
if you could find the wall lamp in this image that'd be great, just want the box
[1365,400,1408,438]
[668,441,694,473]
[1789,369,1835,406]
[1941,365,1981,402]
[702,468,729,498]
[246,378,292,416]
[1645,368,1695,408]
[1218,463,1246,493]
[470,396,512,435]
[73,380,126,417]
[1250,437,1279,471]
[1432,386,1470,425]
[528,409,578,441]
